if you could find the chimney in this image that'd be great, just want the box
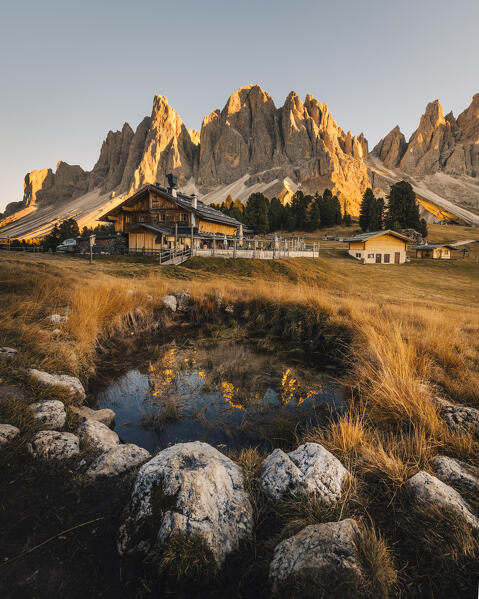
[191,194,198,209]
[166,173,178,197]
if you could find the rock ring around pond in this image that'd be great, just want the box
[118,441,254,566]
[26,369,86,400]
[269,519,362,595]
[29,400,66,430]
[77,419,119,452]
[86,444,151,479]
[0,424,21,447]
[260,442,349,503]
[28,431,80,461]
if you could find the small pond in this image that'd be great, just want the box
[89,340,345,453]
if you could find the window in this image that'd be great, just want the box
[139,215,145,223]
[125,215,131,224]
[384,254,390,263]
[368,253,374,258]
[181,213,187,222]
[160,213,166,222]
[355,253,361,258]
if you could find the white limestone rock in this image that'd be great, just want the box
[0,423,20,447]
[118,441,254,566]
[86,444,151,479]
[430,456,479,495]
[269,519,361,594]
[175,292,190,311]
[407,471,479,530]
[29,400,66,430]
[47,314,68,324]
[28,431,80,461]
[77,419,119,452]
[162,295,177,312]
[0,347,17,359]
[434,397,479,434]
[27,369,86,399]
[71,405,115,428]
[260,443,349,503]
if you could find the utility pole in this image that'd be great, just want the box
[174,223,178,257]
[190,224,194,257]
[212,233,216,256]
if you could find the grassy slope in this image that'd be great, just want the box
[0,234,478,598]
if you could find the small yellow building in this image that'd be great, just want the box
[414,243,455,259]
[99,175,242,254]
[347,230,411,264]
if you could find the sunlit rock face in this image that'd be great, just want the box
[196,85,370,214]
[373,94,479,178]
[12,85,370,221]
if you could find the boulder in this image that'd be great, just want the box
[0,423,21,447]
[434,397,479,434]
[162,295,177,312]
[260,443,349,503]
[28,431,80,460]
[77,419,119,452]
[86,444,151,479]
[430,456,479,495]
[46,314,68,324]
[0,347,17,359]
[26,369,86,399]
[269,519,361,594]
[118,441,254,566]
[407,471,479,529]
[175,292,190,311]
[0,385,27,403]
[71,405,115,428]
[29,400,66,430]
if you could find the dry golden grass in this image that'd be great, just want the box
[1,251,478,462]
[1,247,478,595]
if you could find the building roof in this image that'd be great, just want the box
[99,183,242,228]
[413,243,457,250]
[345,230,413,243]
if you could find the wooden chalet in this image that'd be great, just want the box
[346,230,412,264]
[99,174,243,254]
[413,243,456,259]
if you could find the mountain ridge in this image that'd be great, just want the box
[2,86,479,238]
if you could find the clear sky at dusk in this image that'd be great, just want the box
[1,0,478,210]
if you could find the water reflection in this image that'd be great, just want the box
[91,341,345,453]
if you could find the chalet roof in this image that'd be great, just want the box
[99,184,242,228]
[345,230,413,243]
[413,243,457,250]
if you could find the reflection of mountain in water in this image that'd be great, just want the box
[91,341,345,453]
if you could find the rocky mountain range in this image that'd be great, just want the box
[2,86,479,238]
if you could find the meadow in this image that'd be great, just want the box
[0,225,478,598]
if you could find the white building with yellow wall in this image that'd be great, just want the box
[347,230,412,264]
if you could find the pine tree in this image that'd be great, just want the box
[245,193,270,233]
[385,181,422,231]
[268,197,285,231]
[359,188,375,231]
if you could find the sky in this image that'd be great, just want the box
[1,0,478,211]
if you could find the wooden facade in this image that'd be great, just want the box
[99,182,242,253]
[415,244,454,259]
